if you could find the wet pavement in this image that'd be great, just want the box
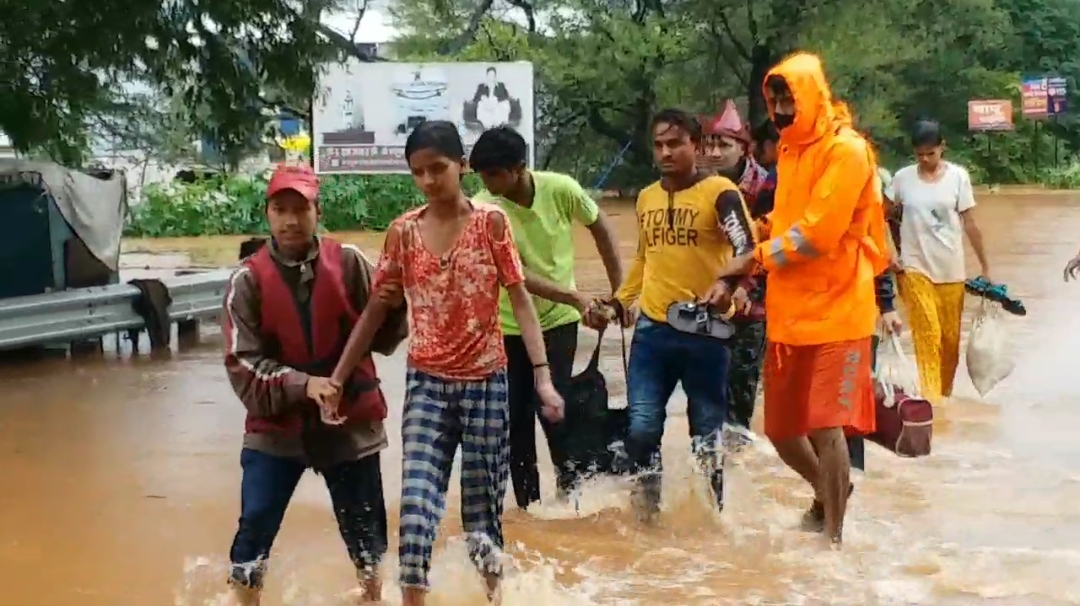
[2,194,1080,605]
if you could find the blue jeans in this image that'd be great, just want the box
[228,448,387,589]
[625,315,730,507]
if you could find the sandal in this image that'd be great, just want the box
[965,277,1027,316]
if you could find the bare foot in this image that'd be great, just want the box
[485,573,501,604]
[630,480,661,524]
[402,586,425,606]
[799,499,826,533]
[799,483,854,533]
[226,585,261,606]
[357,577,382,603]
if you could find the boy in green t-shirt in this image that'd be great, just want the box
[470,126,624,509]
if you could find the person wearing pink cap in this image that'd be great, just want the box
[702,101,773,216]
[700,101,772,448]
[221,163,407,605]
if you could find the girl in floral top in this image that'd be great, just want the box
[332,120,562,606]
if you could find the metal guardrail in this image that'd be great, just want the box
[162,269,232,324]
[0,269,232,351]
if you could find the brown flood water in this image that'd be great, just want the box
[3,195,1080,605]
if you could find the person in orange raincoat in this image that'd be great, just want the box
[707,53,890,545]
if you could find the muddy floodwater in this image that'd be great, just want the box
[2,194,1080,605]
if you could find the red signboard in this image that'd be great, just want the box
[968,100,1014,131]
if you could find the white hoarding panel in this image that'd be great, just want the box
[313,61,534,174]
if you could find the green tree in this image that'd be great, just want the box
[387,0,1080,186]
[0,0,384,165]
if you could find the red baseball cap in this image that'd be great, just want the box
[267,163,319,203]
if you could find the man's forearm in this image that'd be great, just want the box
[614,253,644,308]
[524,269,579,308]
[587,213,624,294]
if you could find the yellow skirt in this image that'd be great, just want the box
[897,271,965,400]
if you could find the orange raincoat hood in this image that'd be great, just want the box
[752,52,890,346]
[764,53,839,147]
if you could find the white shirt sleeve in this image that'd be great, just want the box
[891,166,914,205]
[877,166,895,202]
[955,165,976,213]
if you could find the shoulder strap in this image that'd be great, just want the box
[584,323,630,379]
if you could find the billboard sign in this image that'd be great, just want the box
[1022,76,1069,118]
[312,61,535,174]
[968,100,1014,131]
[1047,76,1069,116]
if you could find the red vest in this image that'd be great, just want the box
[244,238,387,436]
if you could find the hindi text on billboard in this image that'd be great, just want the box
[312,61,535,174]
[968,100,1014,132]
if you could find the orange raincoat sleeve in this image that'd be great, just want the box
[752,142,872,271]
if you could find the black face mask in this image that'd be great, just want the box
[774,113,795,129]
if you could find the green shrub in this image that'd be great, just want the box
[1038,161,1080,189]
[124,172,484,238]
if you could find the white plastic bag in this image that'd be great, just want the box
[966,301,1014,396]
[874,332,920,407]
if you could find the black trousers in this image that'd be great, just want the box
[504,322,578,509]
[726,320,766,428]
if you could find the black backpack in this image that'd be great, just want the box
[561,326,631,477]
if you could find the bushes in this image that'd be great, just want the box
[124,156,1080,240]
[1039,162,1080,189]
[124,172,484,238]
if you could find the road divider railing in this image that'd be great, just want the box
[0,269,232,352]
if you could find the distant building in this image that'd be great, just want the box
[0,133,16,158]
[356,42,382,58]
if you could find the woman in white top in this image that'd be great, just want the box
[891,120,991,401]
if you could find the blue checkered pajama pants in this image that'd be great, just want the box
[398,368,511,589]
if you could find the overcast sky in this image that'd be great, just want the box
[322,2,398,44]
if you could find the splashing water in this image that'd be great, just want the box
[8,195,1080,605]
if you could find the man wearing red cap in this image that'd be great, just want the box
[221,163,407,605]
[700,101,772,447]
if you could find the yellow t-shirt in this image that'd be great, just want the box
[615,176,753,323]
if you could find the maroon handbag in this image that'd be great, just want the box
[869,384,933,457]
[868,334,934,457]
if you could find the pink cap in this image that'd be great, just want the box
[267,163,319,202]
[704,100,749,142]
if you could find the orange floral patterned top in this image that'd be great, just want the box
[373,202,525,381]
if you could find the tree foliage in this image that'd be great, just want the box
[389,0,1080,186]
[0,0,378,165]
[3,0,1080,190]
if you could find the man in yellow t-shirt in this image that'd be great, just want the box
[612,108,757,520]
[471,126,624,509]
